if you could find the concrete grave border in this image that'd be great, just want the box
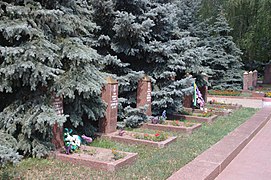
[142,121,202,134]
[167,107,271,180]
[183,107,232,116]
[169,113,219,124]
[53,146,138,172]
[103,131,177,148]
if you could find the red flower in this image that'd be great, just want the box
[144,134,149,137]
[155,133,160,137]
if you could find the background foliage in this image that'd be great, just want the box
[200,0,271,72]
[0,0,247,166]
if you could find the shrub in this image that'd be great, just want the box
[124,106,148,128]
[0,131,22,167]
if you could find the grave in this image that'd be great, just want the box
[54,146,138,171]
[243,70,258,91]
[183,95,193,108]
[99,77,118,134]
[53,77,138,171]
[183,107,232,116]
[253,70,258,87]
[142,121,201,134]
[51,93,64,149]
[105,131,177,148]
[199,73,209,102]
[137,75,152,116]
[263,64,271,84]
[169,113,219,124]
[183,73,208,108]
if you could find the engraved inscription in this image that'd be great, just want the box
[53,95,63,115]
[147,82,151,102]
[111,84,118,109]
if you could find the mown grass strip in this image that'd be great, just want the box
[0,108,258,180]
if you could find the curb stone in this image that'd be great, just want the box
[167,107,271,180]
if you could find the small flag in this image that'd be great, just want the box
[193,82,197,107]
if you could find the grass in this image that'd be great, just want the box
[1,108,258,180]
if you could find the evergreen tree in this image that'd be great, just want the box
[203,9,243,90]
[91,0,207,118]
[0,0,107,165]
[90,0,148,127]
[200,0,271,71]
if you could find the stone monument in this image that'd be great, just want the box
[137,75,152,116]
[99,77,118,134]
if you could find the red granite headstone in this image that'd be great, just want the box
[183,95,192,108]
[51,93,64,149]
[199,73,208,103]
[253,70,258,87]
[248,71,253,89]
[243,71,249,91]
[263,64,271,84]
[99,77,118,134]
[137,76,152,116]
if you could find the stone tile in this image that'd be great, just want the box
[168,159,220,180]
[216,119,271,180]
[168,104,271,180]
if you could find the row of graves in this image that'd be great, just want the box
[51,76,242,171]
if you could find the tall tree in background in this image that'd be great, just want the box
[0,0,245,166]
[200,0,271,72]
[203,9,243,90]
[226,0,271,70]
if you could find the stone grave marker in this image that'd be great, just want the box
[243,71,249,90]
[137,75,152,116]
[253,70,258,87]
[99,77,118,134]
[263,64,271,84]
[52,93,64,149]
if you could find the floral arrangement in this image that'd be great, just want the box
[134,131,168,142]
[151,110,167,124]
[171,120,180,126]
[265,92,271,98]
[111,148,125,160]
[208,99,227,105]
[196,111,213,117]
[208,90,241,96]
[256,86,271,92]
[183,122,194,127]
[118,128,125,136]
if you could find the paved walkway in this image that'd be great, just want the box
[168,97,270,180]
[207,97,262,108]
[216,118,271,180]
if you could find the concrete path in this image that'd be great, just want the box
[168,97,271,180]
[207,97,262,108]
[167,107,271,180]
[216,118,271,180]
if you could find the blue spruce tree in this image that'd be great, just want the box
[203,8,243,90]
[0,0,107,165]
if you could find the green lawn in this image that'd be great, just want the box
[1,108,258,180]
